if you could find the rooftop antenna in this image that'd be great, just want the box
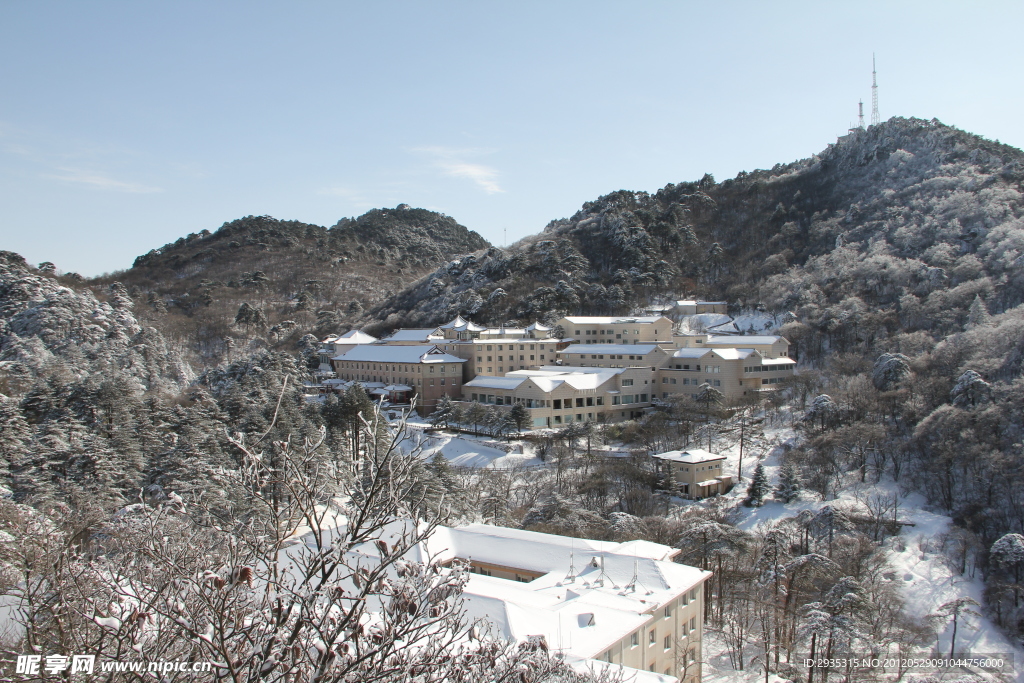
[871,54,880,126]
[858,99,865,130]
[565,539,577,582]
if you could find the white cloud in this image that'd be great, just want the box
[43,167,163,194]
[413,146,505,194]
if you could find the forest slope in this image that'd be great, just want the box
[89,207,488,362]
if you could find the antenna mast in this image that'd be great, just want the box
[858,100,865,130]
[871,54,880,126]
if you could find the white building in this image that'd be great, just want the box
[416,524,711,682]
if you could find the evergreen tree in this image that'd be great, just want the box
[966,294,991,328]
[508,403,530,434]
[429,395,454,429]
[745,463,769,507]
[775,461,801,503]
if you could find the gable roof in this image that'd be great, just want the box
[336,329,378,343]
[332,345,465,364]
[651,448,724,464]
[380,328,443,342]
[562,316,668,325]
[558,344,663,356]
[705,334,785,345]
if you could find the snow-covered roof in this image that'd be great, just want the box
[383,384,412,391]
[525,321,551,331]
[420,524,706,662]
[380,328,444,342]
[558,344,662,356]
[671,348,713,359]
[439,315,487,332]
[705,334,784,345]
[336,329,378,343]
[696,479,723,487]
[332,345,466,364]
[464,376,529,390]
[707,347,756,360]
[650,448,724,464]
[295,521,706,681]
[504,367,626,392]
[761,357,796,365]
[562,316,667,325]
[674,300,726,306]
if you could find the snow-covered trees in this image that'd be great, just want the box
[871,352,911,391]
[6,404,596,683]
[803,395,840,432]
[428,395,454,429]
[949,369,990,407]
[774,462,801,503]
[927,597,980,658]
[744,463,769,507]
[990,533,1024,584]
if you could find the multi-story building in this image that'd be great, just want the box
[556,343,673,370]
[421,524,711,682]
[651,449,732,500]
[459,365,655,427]
[426,316,569,378]
[316,329,378,374]
[672,333,790,359]
[329,344,466,413]
[320,312,795,422]
[558,316,674,344]
[657,347,796,402]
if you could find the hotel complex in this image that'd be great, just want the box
[320,311,794,422]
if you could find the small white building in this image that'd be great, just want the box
[651,449,732,500]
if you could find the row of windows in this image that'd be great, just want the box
[477,354,544,362]
[577,329,642,335]
[337,362,454,374]
[474,343,546,351]
[340,375,458,387]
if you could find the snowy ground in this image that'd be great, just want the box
[688,416,1024,683]
[396,427,543,469]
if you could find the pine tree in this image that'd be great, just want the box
[745,463,769,507]
[966,294,991,328]
[775,461,801,503]
[508,403,530,434]
[429,395,454,429]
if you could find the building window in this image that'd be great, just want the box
[621,379,634,387]
[664,635,671,650]
[689,616,697,632]
[664,604,672,618]
[631,632,639,647]
[649,629,656,645]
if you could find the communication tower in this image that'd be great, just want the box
[871,54,880,126]
[858,100,865,130]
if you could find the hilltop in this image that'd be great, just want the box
[367,118,1024,339]
[88,206,488,362]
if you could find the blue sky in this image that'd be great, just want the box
[1,1,1022,276]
